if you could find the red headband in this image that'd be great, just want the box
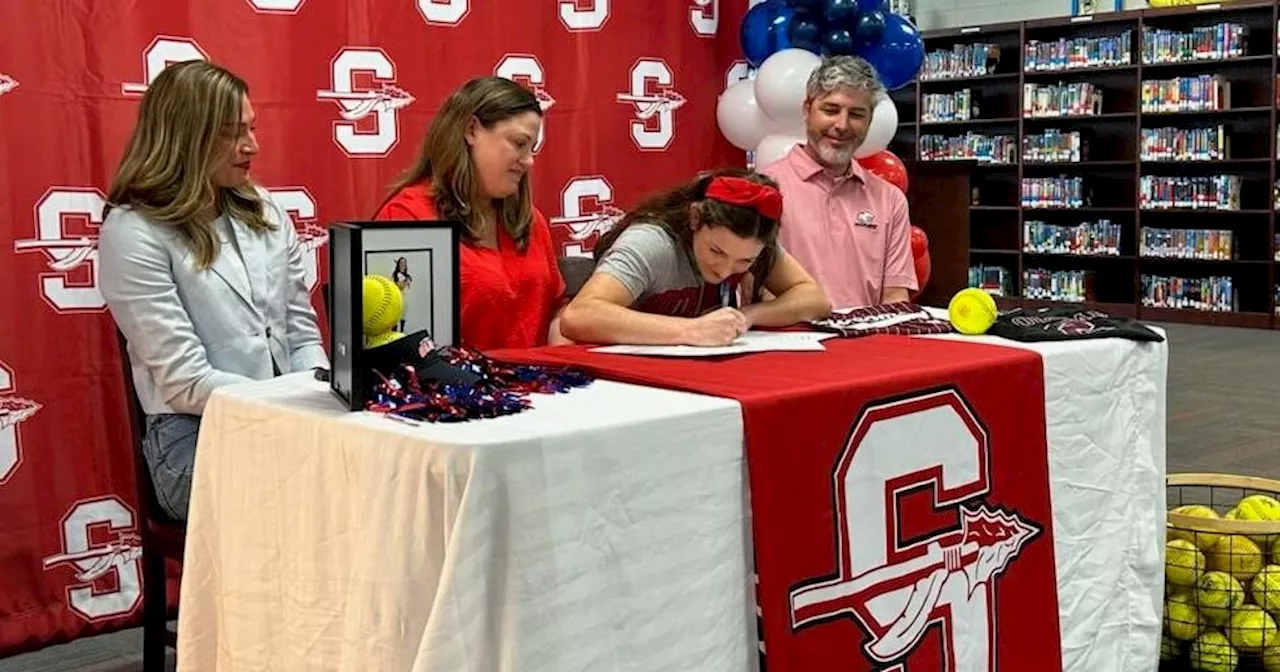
[704,176,784,221]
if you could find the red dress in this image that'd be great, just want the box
[373,183,565,351]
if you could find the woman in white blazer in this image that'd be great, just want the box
[98,60,327,521]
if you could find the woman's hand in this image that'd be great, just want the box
[682,307,748,346]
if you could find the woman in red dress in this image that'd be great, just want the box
[374,76,566,350]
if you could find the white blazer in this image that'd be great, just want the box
[99,187,327,416]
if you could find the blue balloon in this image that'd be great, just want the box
[823,28,855,56]
[789,18,823,54]
[740,0,796,68]
[823,0,859,23]
[852,10,886,46]
[853,0,885,11]
[790,0,825,9]
[855,13,924,89]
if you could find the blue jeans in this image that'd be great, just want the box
[142,414,201,522]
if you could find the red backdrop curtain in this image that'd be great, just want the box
[0,0,750,654]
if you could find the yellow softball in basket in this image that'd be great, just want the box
[1166,592,1204,641]
[1189,630,1238,672]
[1170,504,1223,551]
[1254,566,1280,615]
[1228,604,1280,653]
[1198,571,1245,627]
[1228,494,1280,547]
[1168,539,1207,588]
[1207,535,1265,583]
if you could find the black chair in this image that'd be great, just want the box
[558,256,596,298]
[114,330,185,672]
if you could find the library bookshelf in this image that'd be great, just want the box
[888,0,1280,329]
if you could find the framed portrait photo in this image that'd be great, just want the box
[327,220,461,410]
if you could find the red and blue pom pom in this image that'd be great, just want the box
[366,346,591,423]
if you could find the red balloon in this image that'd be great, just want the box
[908,225,930,299]
[913,250,931,295]
[857,150,909,194]
[910,225,929,258]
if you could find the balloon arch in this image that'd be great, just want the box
[716,0,932,296]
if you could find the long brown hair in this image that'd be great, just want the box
[381,76,542,250]
[595,168,782,295]
[104,60,271,269]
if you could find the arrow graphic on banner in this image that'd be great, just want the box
[0,396,41,430]
[615,91,687,120]
[315,84,415,121]
[791,505,1039,660]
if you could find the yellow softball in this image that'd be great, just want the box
[362,274,404,337]
[947,288,998,336]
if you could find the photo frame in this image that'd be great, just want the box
[327,220,461,411]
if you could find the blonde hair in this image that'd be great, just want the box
[105,60,272,269]
[382,76,542,250]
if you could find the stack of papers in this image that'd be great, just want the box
[589,330,835,358]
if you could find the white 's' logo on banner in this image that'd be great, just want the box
[121,36,209,96]
[246,0,306,13]
[725,60,751,91]
[317,48,413,158]
[689,0,718,37]
[550,176,624,259]
[495,55,554,154]
[789,389,1040,671]
[43,497,143,622]
[417,0,468,26]
[559,0,609,31]
[0,362,41,487]
[0,73,17,97]
[266,187,324,292]
[617,59,684,152]
[15,188,109,314]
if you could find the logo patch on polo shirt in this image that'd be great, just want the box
[854,210,877,229]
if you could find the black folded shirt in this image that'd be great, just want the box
[988,307,1165,343]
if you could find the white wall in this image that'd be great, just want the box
[910,0,1150,31]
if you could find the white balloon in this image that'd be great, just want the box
[753,49,821,130]
[855,95,899,159]
[716,80,772,151]
[754,133,805,170]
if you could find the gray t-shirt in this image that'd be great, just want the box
[595,223,728,317]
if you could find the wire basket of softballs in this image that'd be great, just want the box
[1164,474,1280,671]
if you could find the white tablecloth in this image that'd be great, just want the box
[925,328,1168,671]
[177,378,751,672]
[178,333,1168,672]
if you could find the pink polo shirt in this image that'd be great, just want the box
[760,144,917,310]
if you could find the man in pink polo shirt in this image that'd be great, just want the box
[759,55,917,310]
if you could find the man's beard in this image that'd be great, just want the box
[808,132,858,169]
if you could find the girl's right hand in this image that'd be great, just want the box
[683,307,748,346]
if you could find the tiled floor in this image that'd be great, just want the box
[2,321,1277,671]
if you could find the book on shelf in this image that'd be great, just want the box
[1021,176,1086,208]
[1142,23,1246,65]
[1023,82,1103,118]
[969,265,1014,297]
[1142,275,1236,312]
[922,89,977,123]
[1140,126,1229,162]
[1024,268,1094,303]
[1139,175,1242,210]
[920,132,1016,163]
[1024,32,1132,72]
[1141,75,1231,114]
[1024,220,1121,256]
[1140,227,1234,261]
[1024,129,1086,163]
[921,43,1001,80]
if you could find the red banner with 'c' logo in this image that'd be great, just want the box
[500,335,1063,671]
